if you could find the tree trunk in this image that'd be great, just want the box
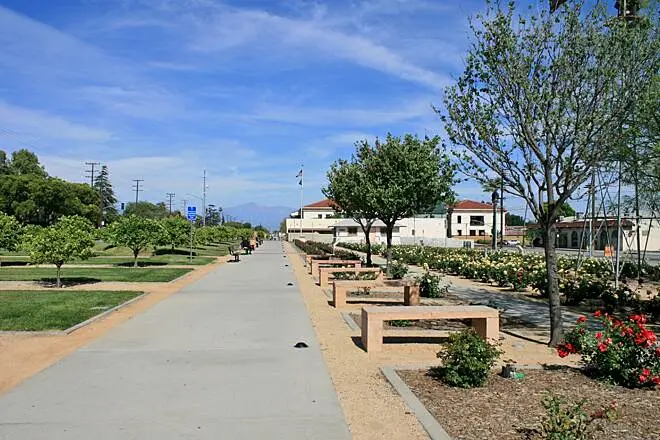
[386,224,394,275]
[134,249,139,268]
[56,264,62,288]
[544,224,563,346]
[363,226,373,266]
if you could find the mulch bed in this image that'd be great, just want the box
[398,367,660,440]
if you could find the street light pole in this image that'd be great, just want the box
[491,190,498,250]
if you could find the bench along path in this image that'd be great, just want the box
[0,241,350,440]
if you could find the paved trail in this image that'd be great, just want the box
[0,241,350,440]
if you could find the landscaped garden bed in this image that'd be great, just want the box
[0,290,142,331]
[398,367,659,440]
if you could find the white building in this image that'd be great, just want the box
[449,200,505,240]
[333,219,405,245]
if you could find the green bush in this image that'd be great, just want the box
[389,260,408,279]
[417,270,447,298]
[432,329,502,388]
[537,393,618,440]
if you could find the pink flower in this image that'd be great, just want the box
[640,375,648,383]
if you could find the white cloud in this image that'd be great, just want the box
[0,102,112,143]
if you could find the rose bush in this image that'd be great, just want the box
[557,312,660,388]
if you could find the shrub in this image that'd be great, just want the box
[537,394,618,440]
[432,328,502,388]
[557,312,660,388]
[389,260,408,279]
[417,269,447,298]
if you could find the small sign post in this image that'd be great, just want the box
[187,206,196,262]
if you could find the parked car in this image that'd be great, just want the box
[504,240,520,246]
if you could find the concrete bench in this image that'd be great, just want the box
[310,259,361,277]
[305,254,336,268]
[332,279,419,308]
[360,305,499,352]
[318,267,383,288]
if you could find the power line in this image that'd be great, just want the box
[85,162,100,187]
[166,192,176,213]
[132,179,144,204]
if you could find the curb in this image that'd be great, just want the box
[340,312,360,331]
[64,293,147,334]
[381,365,452,440]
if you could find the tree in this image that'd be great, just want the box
[278,219,287,234]
[506,214,526,226]
[0,151,9,175]
[324,157,379,266]
[0,213,22,266]
[107,215,159,266]
[441,0,658,345]
[28,216,95,287]
[123,201,169,220]
[204,205,223,226]
[542,202,576,218]
[156,215,190,251]
[9,149,47,177]
[94,165,118,225]
[361,133,457,270]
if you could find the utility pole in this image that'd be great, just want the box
[491,190,498,250]
[132,179,143,204]
[166,193,175,213]
[589,171,596,257]
[202,169,208,226]
[499,178,504,245]
[182,199,188,216]
[85,162,100,187]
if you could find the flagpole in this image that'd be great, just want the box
[299,165,304,239]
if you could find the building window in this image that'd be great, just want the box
[317,214,323,219]
[380,228,387,236]
[479,230,486,236]
[393,227,399,234]
[470,216,485,226]
[348,227,358,237]
[571,231,578,248]
[469,230,476,236]
[457,215,462,224]
[412,229,415,236]
[457,229,462,236]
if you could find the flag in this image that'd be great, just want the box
[296,169,303,178]
[298,179,303,186]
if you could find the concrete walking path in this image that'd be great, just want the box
[0,242,350,439]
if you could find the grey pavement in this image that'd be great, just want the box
[0,241,350,440]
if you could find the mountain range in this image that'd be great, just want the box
[222,203,294,231]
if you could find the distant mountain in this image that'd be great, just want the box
[222,203,294,231]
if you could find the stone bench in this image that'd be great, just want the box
[319,267,383,288]
[332,279,419,308]
[310,259,361,277]
[360,305,499,352]
[305,254,336,268]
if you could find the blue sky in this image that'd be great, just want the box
[0,0,533,216]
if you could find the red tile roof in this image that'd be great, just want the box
[452,200,505,211]
[304,199,340,209]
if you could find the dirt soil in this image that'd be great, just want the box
[399,368,660,440]
[0,258,227,395]
[286,243,578,440]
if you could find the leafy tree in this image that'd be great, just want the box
[156,215,190,251]
[0,213,22,266]
[506,214,526,226]
[360,133,457,271]
[441,0,658,345]
[324,157,379,266]
[9,149,47,177]
[107,215,159,266]
[204,205,223,226]
[542,202,577,218]
[94,165,118,225]
[0,151,9,175]
[28,216,95,287]
[278,218,287,234]
[123,201,169,220]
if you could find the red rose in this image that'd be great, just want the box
[595,332,603,340]
[598,343,608,353]
[643,368,652,376]
[655,347,660,357]
[565,343,576,353]
[640,375,648,383]
[594,310,602,317]
[652,377,660,385]
[577,316,586,323]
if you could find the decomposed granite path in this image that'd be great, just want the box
[0,241,350,440]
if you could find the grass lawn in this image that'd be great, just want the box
[0,255,214,267]
[0,290,142,331]
[95,242,235,258]
[0,267,192,283]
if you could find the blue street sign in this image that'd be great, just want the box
[187,206,196,221]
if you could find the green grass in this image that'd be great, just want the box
[0,290,142,331]
[0,267,192,284]
[0,255,214,267]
